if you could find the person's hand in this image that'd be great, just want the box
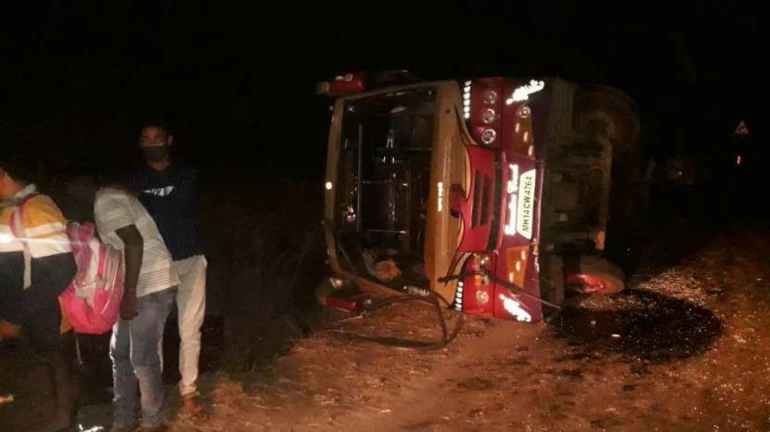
[120,296,138,321]
[0,320,21,341]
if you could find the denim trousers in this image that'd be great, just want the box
[110,287,176,429]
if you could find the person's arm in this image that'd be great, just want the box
[115,224,143,320]
[94,193,144,320]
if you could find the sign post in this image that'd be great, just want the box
[733,121,750,167]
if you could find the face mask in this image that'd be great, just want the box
[142,145,169,162]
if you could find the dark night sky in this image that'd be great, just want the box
[1,2,764,183]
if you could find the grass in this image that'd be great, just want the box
[199,178,327,373]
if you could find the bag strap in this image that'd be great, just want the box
[9,194,38,290]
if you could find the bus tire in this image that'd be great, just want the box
[575,256,625,295]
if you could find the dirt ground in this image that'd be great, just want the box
[121,223,765,432]
[58,223,770,432]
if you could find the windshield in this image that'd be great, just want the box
[333,86,437,287]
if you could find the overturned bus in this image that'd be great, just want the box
[317,71,641,323]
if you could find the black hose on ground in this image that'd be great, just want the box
[324,269,560,350]
[322,264,560,350]
[325,290,465,351]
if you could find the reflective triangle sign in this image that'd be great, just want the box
[734,121,750,136]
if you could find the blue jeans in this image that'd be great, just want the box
[110,288,176,429]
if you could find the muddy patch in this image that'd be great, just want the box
[548,289,723,363]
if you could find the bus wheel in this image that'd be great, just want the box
[567,256,625,295]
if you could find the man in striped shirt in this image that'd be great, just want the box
[0,155,78,432]
[124,120,207,420]
[69,174,179,432]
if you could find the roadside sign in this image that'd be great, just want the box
[734,121,750,136]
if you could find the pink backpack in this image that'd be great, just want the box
[11,196,125,334]
[60,221,125,334]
